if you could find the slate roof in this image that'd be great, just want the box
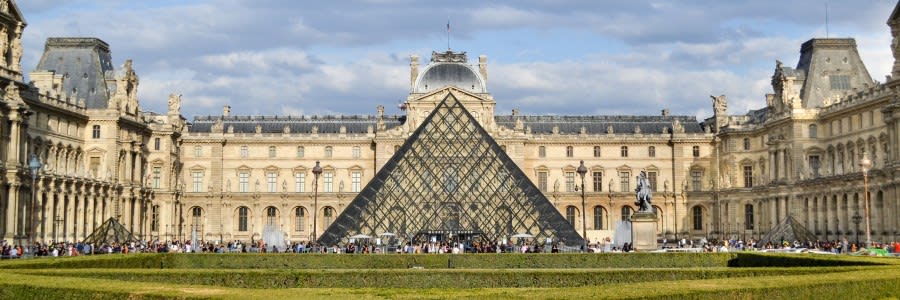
[34,38,116,109]
[188,114,706,134]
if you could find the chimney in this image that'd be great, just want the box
[410,55,419,90]
[223,105,231,117]
[479,55,488,87]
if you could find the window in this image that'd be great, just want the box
[593,206,605,230]
[648,146,655,157]
[191,171,203,192]
[238,207,249,231]
[239,172,249,192]
[351,171,361,192]
[538,171,548,192]
[743,166,753,188]
[295,172,305,192]
[809,124,818,138]
[692,206,703,230]
[324,207,334,227]
[154,138,160,150]
[743,138,750,150]
[323,171,333,192]
[296,146,305,158]
[268,146,277,158]
[294,207,305,231]
[192,207,202,225]
[647,171,657,192]
[267,172,277,192]
[538,146,546,158]
[565,171,575,192]
[691,171,702,191]
[593,146,601,157]
[90,157,100,178]
[809,155,820,178]
[266,207,277,225]
[566,206,576,226]
[352,146,360,159]
[240,146,248,158]
[829,75,850,90]
[744,204,754,230]
[92,125,100,139]
[325,146,333,158]
[619,171,630,192]
[152,167,161,189]
[620,146,628,157]
[621,206,632,222]
[194,146,202,157]
[692,146,700,157]
[565,146,573,157]
[151,205,160,232]
[592,171,603,192]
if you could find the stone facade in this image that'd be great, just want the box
[2,0,899,246]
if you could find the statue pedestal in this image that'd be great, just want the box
[629,212,658,251]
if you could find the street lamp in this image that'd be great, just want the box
[859,154,872,249]
[311,161,323,245]
[852,211,862,247]
[576,160,588,252]
[28,154,42,257]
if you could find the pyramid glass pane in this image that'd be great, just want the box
[319,92,584,247]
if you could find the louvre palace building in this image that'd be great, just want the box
[2,0,900,246]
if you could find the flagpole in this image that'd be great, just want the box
[447,18,450,50]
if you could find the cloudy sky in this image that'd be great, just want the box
[16,0,897,120]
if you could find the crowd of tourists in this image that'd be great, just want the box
[2,237,900,258]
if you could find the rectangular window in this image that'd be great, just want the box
[619,171,630,192]
[239,172,249,193]
[648,146,655,157]
[352,146,360,159]
[743,138,750,150]
[324,172,333,192]
[351,171,361,192]
[647,171,657,192]
[268,146,277,158]
[809,155,820,178]
[194,146,202,157]
[565,172,575,192]
[267,172,277,192]
[90,157,100,178]
[829,75,850,90]
[538,146,546,158]
[152,167,161,189]
[297,146,304,158]
[154,138,161,150]
[295,173,305,192]
[192,171,203,192]
[538,171,548,192]
[727,139,736,152]
[691,171,702,192]
[92,125,100,139]
[743,166,753,188]
[592,171,603,192]
[240,146,249,158]
[238,208,248,231]
[692,146,700,157]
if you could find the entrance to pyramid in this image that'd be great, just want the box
[318,92,584,248]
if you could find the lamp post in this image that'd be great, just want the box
[851,211,862,247]
[859,154,872,249]
[28,154,42,257]
[576,160,588,252]
[311,161,323,245]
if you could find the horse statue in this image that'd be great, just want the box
[634,171,653,213]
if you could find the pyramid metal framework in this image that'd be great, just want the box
[319,92,584,246]
[758,215,818,246]
[83,217,139,245]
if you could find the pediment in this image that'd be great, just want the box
[408,86,493,104]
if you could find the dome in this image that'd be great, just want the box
[414,63,486,93]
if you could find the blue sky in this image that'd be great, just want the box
[16,0,897,119]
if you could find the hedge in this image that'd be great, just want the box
[14,267,863,289]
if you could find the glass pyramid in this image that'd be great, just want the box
[318,92,584,247]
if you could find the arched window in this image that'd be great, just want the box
[151,205,160,231]
[268,146,277,158]
[620,146,628,157]
[296,146,305,158]
[593,146,601,157]
[191,207,202,232]
[744,204,754,230]
[324,207,335,227]
[692,206,703,230]
[648,146,656,157]
[266,207,277,225]
[565,146,573,157]
[325,146,333,158]
[238,207,249,231]
[294,207,305,232]
[593,206,606,230]
[566,206,576,226]
[621,206,633,222]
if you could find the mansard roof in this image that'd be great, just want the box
[34,38,116,109]
[495,115,705,134]
[188,115,402,134]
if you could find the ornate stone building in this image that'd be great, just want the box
[2,0,899,245]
